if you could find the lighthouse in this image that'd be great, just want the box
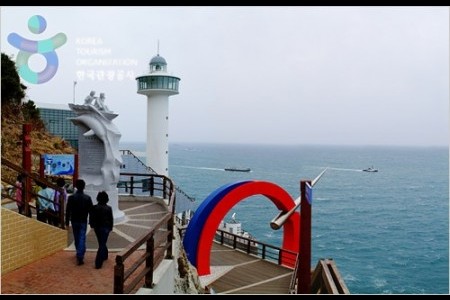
[136,53,180,176]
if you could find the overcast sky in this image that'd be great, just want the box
[1,6,448,146]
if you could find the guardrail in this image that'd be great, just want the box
[289,257,349,294]
[176,226,298,268]
[118,172,173,199]
[310,258,350,294]
[289,253,301,293]
[119,150,158,175]
[113,173,176,294]
[119,149,196,211]
[1,157,66,229]
[214,229,297,267]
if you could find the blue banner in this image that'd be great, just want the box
[43,154,75,175]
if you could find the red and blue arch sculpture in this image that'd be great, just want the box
[183,180,300,275]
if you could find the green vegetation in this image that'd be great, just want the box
[1,52,75,184]
[1,53,26,106]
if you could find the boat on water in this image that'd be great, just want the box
[179,210,258,254]
[215,213,258,254]
[362,166,378,172]
[224,167,251,172]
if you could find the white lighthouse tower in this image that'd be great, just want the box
[136,53,180,176]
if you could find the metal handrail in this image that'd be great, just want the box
[1,157,66,229]
[119,150,158,175]
[289,253,301,293]
[119,149,196,204]
[214,229,297,268]
[310,258,350,294]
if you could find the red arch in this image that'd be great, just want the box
[196,181,300,275]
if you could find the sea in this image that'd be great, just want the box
[120,142,449,294]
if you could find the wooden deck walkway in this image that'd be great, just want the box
[200,243,294,294]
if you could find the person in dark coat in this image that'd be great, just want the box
[90,191,113,269]
[66,179,93,266]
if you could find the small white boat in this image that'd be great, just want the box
[215,213,258,254]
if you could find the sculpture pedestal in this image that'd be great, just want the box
[85,187,126,223]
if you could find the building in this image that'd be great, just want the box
[35,102,78,149]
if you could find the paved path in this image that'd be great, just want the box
[66,197,169,252]
[0,249,146,294]
[1,197,167,294]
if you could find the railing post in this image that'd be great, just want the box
[171,189,176,212]
[150,176,154,197]
[278,249,283,265]
[145,235,155,288]
[298,180,312,294]
[22,124,32,218]
[247,239,251,254]
[233,235,237,249]
[163,177,167,199]
[169,181,174,200]
[73,154,79,186]
[39,155,45,178]
[166,215,174,259]
[114,256,125,294]
[59,191,65,229]
[23,175,30,217]
[262,244,266,260]
[220,231,224,244]
[130,176,134,195]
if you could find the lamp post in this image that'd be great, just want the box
[73,81,77,103]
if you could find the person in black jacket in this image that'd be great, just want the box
[90,191,113,269]
[66,179,93,266]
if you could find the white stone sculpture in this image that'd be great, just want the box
[94,92,110,112]
[84,90,97,105]
[68,102,125,222]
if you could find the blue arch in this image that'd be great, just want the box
[182,180,250,267]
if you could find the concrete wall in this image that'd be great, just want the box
[135,226,205,294]
[136,260,175,294]
[1,208,67,274]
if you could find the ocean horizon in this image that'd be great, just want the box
[120,141,449,294]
